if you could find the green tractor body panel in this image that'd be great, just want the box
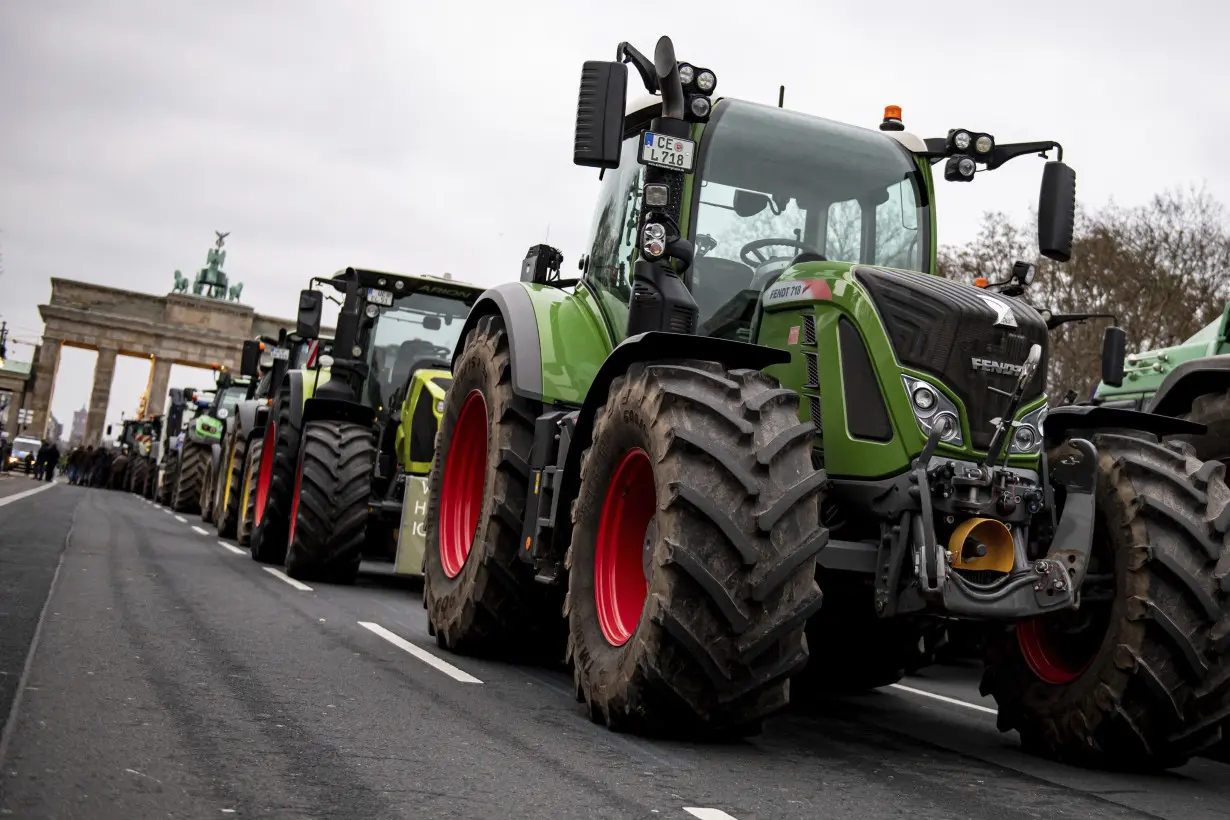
[527,282,614,405]
[297,367,331,409]
[395,366,451,475]
[1093,305,1230,404]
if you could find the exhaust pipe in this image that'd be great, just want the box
[948,517,1015,575]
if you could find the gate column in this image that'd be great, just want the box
[84,347,118,445]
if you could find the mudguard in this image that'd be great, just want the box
[451,283,545,400]
[1147,356,1230,417]
[549,332,791,542]
[282,368,331,431]
[301,397,376,428]
[1044,404,1206,444]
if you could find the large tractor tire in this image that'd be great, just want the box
[171,444,207,514]
[199,457,216,522]
[236,438,263,547]
[1176,388,1230,468]
[129,459,149,496]
[423,314,556,655]
[568,362,825,735]
[283,422,374,584]
[155,454,177,506]
[791,572,945,695]
[215,437,248,538]
[982,433,1230,770]
[250,394,300,564]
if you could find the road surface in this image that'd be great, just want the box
[2,479,1228,819]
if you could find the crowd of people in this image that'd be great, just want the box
[0,438,135,488]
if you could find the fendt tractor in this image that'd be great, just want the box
[249,270,481,583]
[414,36,1230,769]
[111,416,161,497]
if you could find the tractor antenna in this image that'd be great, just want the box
[778,85,785,108]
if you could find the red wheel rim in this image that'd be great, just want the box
[439,390,488,579]
[255,421,276,526]
[1016,618,1097,685]
[288,457,303,546]
[594,448,655,647]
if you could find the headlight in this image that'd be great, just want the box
[689,96,711,118]
[1008,403,1048,455]
[435,399,445,414]
[695,70,716,92]
[678,64,695,86]
[952,130,972,151]
[902,375,962,446]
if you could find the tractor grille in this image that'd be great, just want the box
[804,352,820,389]
[802,313,817,346]
[807,394,822,432]
[853,267,1048,451]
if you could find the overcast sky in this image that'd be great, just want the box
[2,0,1227,440]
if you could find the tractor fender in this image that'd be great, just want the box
[1146,356,1230,417]
[302,397,377,428]
[548,332,791,547]
[235,399,263,439]
[452,283,545,401]
[282,369,331,431]
[1044,404,1206,445]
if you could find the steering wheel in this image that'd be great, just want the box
[739,238,824,268]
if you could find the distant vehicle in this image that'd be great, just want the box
[8,436,42,465]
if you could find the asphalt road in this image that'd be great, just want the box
[1,481,1229,819]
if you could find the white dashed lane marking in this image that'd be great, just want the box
[173,515,186,523]
[684,809,740,820]
[217,541,246,555]
[192,525,210,536]
[358,621,482,684]
[263,567,313,591]
[889,682,997,715]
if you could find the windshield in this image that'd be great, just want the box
[219,385,248,412]
[364,291,470,410]
[689,99,929,338]
[11,437,42,457]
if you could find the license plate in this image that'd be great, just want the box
[366,288,394,306]
[271,348,290,360]
[639,131,696,173]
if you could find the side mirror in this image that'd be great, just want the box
[240,340,262,378]
[297,290,323,339]
[106,424,112,436]
[423,315,442,331]
[1102,326,1126,388]
[217,370,232,390]
[573,60,628,169]
[1038,161,1076,262]
[733,190,770,217]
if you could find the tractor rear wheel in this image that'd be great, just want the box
[422,314,555,655]
[236,438,263,547]
[567,362,825,735]
[171,444,206,514]
[251,394,299,564]
[1176,388,1230,471]
[215,437,248,538]
[982,433,1230,769]
[156,454,177,505]
[284,421,374,584]
[129,459,149,496]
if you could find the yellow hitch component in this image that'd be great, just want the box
[948,517,1015,574]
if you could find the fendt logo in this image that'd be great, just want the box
[971,357,1024,376]
[977,293,1018,328]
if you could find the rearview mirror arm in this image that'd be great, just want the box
[615,42,657,94]
[988,140,1063,170]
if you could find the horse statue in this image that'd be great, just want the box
[172,270,189,293]
[228,282,244,302]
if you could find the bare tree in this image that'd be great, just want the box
[939,187,1230,398]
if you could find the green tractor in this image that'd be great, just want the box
[1093,304,1230,464]
[418,36,1230,768]
[169,372,250,514]
[248,270,481,583]
[154,389,189,505]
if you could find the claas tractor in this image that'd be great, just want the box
[418,35,1230,769]
[247,268,482,583]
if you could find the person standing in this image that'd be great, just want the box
[43,440,60,482]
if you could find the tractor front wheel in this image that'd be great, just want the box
[283,422,374,584]
[422,314,555,655]
[171,445,206,514]
[982,433,1230,769]
[215,437,248,538]
[236,438,264,547]
[568,362,825,734]
[199,458,216,522]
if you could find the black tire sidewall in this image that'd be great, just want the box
[568,397,661,688]
[423,341,500,603]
